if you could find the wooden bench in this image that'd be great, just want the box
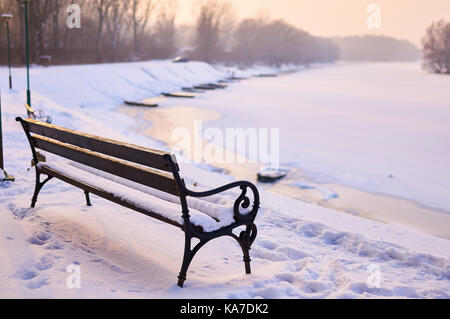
[16,117,260,287]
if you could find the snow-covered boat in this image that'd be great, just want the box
[257,166,290,183]
[124,100,158,107]
[162,92,196,99]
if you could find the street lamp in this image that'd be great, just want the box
[23,0,31,107]
[1,14,13,90]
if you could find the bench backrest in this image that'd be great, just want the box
[18,117,180,196]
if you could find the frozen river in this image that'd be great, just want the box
[173,63,450,214]
[131,62,450,238]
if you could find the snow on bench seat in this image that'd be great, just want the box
[68,161,241,222]
[36,161,237,232]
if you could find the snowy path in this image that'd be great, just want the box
[1,183,448,298]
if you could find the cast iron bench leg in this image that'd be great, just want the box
[84,191,92,206]
[177,232,194,288]
[31,173,53,208]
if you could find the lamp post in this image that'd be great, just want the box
[1,14,13,90]
[23,0,31,107]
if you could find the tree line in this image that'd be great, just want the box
[333,35,419,62]
[0,0,339,67]
[0,0,178,65]
[422,20,450,74]
[0,0,447,71]
[191,0,338,65]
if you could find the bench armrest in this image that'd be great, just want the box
[184,181,260,222]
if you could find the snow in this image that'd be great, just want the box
[36,161,241,232]
[0,60,449,298]
[181,62,450,214]
[289,181,339,201]
[68,161,246,223]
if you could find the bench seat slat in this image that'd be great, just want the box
[24,118,172,172]
[32,134,180,196]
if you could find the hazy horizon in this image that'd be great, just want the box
[177,0,450,45]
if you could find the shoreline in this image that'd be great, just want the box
[120,102,450,241]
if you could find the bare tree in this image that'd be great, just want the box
[233,18,261,65]
[422,20,450,74]
[194,0,235,62]
[130,0,156,54]
[153,0,178,58]
[93,0,113,62]
[29,0,54,58]
[50,0,71,51]
[106,0,130,61]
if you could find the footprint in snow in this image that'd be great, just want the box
[252,247,288,262]
[28,236,47,246]
[275,272,296,283]
[302,280,329,294]
[296,223,325,238]
[348,282,392,297]
[35,232,52,241]
[26,278,49,290]
[276,247,310,260]
[15,268,39,280]
[301,267,320,280]
[100,260,129,274]
[8,203,34,219]
[34,255,54,271]
[321,231,348,245]
[258,239,278,250]
[15,254,55,283]
[45,242,65,250]
[28,231,51,246]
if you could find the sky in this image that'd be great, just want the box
[178,0,450,45]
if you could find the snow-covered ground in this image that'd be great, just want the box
[0,61,449,298]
